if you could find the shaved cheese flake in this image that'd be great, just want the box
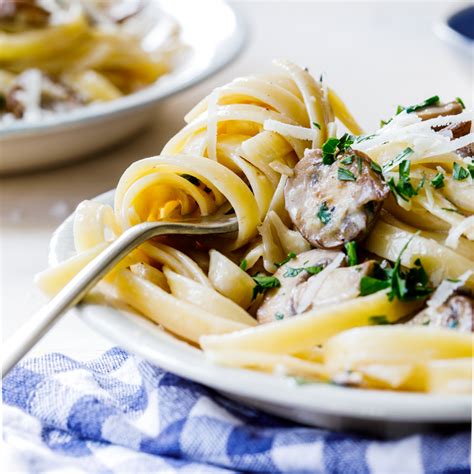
[264,119,316,141]
[269,160,294,176]
[427,270,473,312]
[296,252,346,314]
[355,109,473,159]
[445,216,474,249]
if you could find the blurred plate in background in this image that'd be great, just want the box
[0,0,245,174]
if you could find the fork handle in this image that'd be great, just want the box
[1,222,180,378]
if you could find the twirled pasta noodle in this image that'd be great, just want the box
[36,61,473,394]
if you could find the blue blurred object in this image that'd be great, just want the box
[448,5,474,40]
[436,5,474,55]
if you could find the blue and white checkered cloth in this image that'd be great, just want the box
[2,347,471,473]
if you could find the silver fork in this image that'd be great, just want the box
[2,215,238,377]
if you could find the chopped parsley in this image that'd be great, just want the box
[357,156,363,174]
[180,174,201,186]
[455,97,466,109]
[344,241,358,266]
[337,167,356,182]
[468,162,474,179]
[284,267,304,278]
[430,172,445,189]
[359,234,433,301]
[252,275,280,299]
[340,154,355,165]
[354,134,376,143]
[275,252,297,268]
[317,202,332,225]
[321,134,355,165]
[396,105,405,115]
[275,312,285,320]
[284,265,323,278]
[387,159,424,201]
[382,147,414,173]
[453,163,469,181]
[441,207,464,215]
[404,95,440,113]
[240,259,248,271]
[304,265,324,275]
[337,133,354,152]
[360,276,390,296]
[370,160,382,174]
[312,121,321,129]
[368,315,390,325]
[322,137,339,165]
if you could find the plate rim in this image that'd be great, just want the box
[0,0,246,137]
[48,189,472,424]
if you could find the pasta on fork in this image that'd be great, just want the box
[37,60,473,394]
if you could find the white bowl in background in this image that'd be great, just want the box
[0,0,245,174]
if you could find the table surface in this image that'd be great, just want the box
[1,0,471,362]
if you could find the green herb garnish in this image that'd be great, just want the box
[344,241,358,266]
[387,159,424,201]
[252,275,280,299]
[354,134,376,143]
[317,202,332,225]
[322,134,355,165]
[455,97,466,109]
[405,95,440,113]
[430,172,445,189]
[370,160,382,174]
[284,265,324,277]
[304,265,323,275]
[382,147,414,173]
[453,163,469,181]
[340,155,355,165]
[240,259,248,271]
[284,267,304,278]
[368,315,390,325]
[338,167,357,182]
[180,174,201,186]
[359,235,433,302]
[337,133,354,152]
[275,312,285,320]
[322,137,339,165]
[312,121,321,129]
[360,276,390,296]
[468,163,474,179]
[441,207,464,215]
[275,252,297,268]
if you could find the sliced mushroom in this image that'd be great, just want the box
[256,249,340,323]
[406,294,473,333]
[0,0,50,32]
[416,100,471,140]
[256,249,376,324]
[284,148,388,249]
[416,101,463,121]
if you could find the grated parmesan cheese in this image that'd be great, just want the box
[445,216,474,249]
[296,252,346,314]
[264,119,316,141]
[427,270,473,312]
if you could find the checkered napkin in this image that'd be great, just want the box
[2,348,471,473]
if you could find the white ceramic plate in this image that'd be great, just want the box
[48,189,471,437]
[0,0,245,174]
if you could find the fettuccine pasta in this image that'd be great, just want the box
[36,60,473,394]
